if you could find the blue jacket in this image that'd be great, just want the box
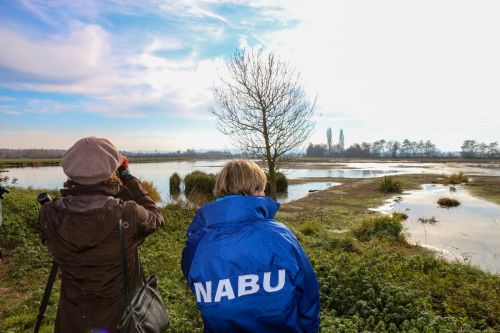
[181,195,320,333]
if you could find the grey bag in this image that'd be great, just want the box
[117,219,169,333]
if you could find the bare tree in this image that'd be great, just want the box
[210,48,316,198]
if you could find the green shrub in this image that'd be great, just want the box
[184,171,216,196]
[352,215,403,241]
[380,176,402,193]
[169,172,181,194]
[140,180,162,202]
[276,172,288,192]
[437,197,460,208]
[265,172,288,194]
[325,237,359,253]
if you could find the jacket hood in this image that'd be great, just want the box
[200,195,280,226]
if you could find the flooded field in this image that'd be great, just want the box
[1,160,499,203]
[372,184,500,274]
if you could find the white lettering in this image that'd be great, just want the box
[263,269,286,292]
[194,281,212,303]
[214,279,235,302]
[193,270,287,303]
[238,274,260,297]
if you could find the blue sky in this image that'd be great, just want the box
[0,0,499,151]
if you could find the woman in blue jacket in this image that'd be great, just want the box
[181,160,320,333]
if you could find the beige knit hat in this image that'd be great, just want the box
[62,137,121,185]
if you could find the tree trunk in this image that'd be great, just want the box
[268,159,277,199]
[261,106,277,199]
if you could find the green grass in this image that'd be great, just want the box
[1,176,499,332]
[464,176,500,204]
[380,176,402,193]
[0,159,61,168]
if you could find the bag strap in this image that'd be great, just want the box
[119,219,131,308]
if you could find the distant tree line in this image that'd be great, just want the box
[0,148,234,160]
[307,139,499,158]
[0,149,65,159]
[122,149,233,159]
[307,139,438,158]
[460,140,499,158]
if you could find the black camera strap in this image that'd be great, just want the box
[34,261,58,333]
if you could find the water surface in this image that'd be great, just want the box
[2,161,498,204]
[372,184,500,274]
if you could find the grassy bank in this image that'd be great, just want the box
[0,159,61,168]
[2,156,499,169]
[465,176,500,204]
[0,175,499,332]
[0,156,230,168]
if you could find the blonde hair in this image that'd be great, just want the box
[214,160,267,198]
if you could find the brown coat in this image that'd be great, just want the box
[39,179,164,333]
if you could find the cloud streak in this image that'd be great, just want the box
[1,0,498,150]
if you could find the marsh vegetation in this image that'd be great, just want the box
[437,197,461,208]
[379,176,402,193]
[1,174,498,332]
[441,172,469,185]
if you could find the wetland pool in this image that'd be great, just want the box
[1,160,498,203]
[372,184,500,274]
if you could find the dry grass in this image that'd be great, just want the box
[442,172,469,185]
[418,216,438,224]
[140,180,162,202]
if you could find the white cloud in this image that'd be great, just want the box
[256,0,500,150]
[158,1,230,24]
[0,26,221,119]
[0,110,22,116]
[0,24,111,82]
[3,0,499,150]
[20,0,101,25]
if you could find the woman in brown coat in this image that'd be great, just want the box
[39,137,164,333]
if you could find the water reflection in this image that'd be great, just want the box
[372,184,500,274]
[2,161,498,204]
[277,182,341,203]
